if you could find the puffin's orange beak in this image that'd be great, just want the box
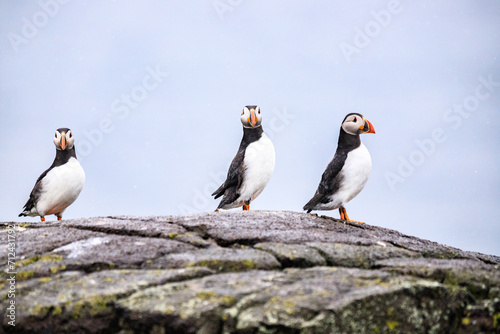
[60,132,67,150]
[361,118,375,134]
[247,109,258,127]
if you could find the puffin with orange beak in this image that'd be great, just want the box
[212,106,275,211]
[19,128,85,221]
[304,113,375,223]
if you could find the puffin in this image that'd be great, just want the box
[19,128,85,221]
[212,106,275,211]
[303,113,375,222]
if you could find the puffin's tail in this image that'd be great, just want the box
[19,198,35,217]
[303,195,322,213]
[18,209,30,217]
[302,204,313,213]
[211,183,226,199]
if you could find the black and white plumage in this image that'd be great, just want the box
[303,113,375,222]
[19,128,85,221]
[212,106,275,211]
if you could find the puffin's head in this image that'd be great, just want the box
[240,105,262,128]
[53,128,75,151]
[341,113,375,136]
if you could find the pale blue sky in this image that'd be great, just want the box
[1,1,499,255]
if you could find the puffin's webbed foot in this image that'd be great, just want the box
[339,207,364,224]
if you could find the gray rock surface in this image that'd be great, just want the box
[1,211,499,333]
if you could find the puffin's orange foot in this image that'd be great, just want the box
[243,204,250,211]
[338,207,365,224]
[40,217,45,222]
[57,217,62,221]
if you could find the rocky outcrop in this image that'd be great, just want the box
[1,211,499,333]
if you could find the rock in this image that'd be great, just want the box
[143,247,282,272]
[118,267,469,334]
[254,243,327,267]
[5,268,213,333]
[1,211,499,333]
[307,242,419,269]
[221,267,469,334]
[15,234,198,279]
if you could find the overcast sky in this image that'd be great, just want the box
[1,1,499,256]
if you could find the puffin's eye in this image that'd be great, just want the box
[241,110,245,115]
[55,132,58,138]
[353,117,357,122]
[258,109,261,114]
[69,132,73,138]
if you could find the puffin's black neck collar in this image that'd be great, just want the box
[337,128,361,151]
[240,125,264,148]
[52,147,77,168]
[243,125,263,136]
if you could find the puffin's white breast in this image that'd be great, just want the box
[36,157,85,216]
[238,133,275,204]
[327,143,372,210]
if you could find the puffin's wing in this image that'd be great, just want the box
[303,151,347,212]
[19,168,50,216]
[212,149,246,200]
